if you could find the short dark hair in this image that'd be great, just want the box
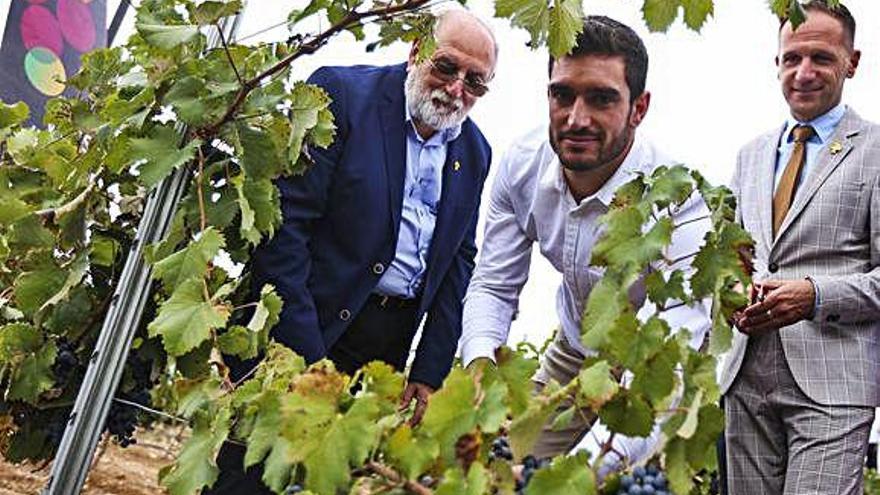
[547,16,648,103]
[780,0,856,47]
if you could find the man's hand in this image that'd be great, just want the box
[736,279,815,335]
[400,381,434,426]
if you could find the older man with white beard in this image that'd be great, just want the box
[206,9,497,494]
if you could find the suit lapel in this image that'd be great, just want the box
[773,108,863,244]
[379,68,408,236]
[758,127,784,251]
[425,138,468,276]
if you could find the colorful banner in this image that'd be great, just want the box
[0,0,107,126]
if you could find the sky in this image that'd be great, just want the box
[4,0,878,347]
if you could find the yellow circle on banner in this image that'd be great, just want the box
[24,47,66,96]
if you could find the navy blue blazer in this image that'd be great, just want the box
[251,63,491,388]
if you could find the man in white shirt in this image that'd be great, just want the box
[459,15,711,459]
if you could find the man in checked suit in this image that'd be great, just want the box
[720,1,880,493]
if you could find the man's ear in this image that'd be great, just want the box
[847,49,861,78]
[408,40,420,68]
[629,91,651,127]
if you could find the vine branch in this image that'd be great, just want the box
[365,461,433,495]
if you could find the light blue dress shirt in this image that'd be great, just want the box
[774,102,847,192]
[374,106,461,299]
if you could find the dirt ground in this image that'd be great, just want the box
[0,425,184,495]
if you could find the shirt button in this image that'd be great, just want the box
[339,309,351,321]
[768,262,779,273]
[372,263,385,275]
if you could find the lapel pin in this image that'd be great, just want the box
[453,160,461,171]
[829,141,843,155]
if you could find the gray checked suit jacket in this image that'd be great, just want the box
[719,107,880,407]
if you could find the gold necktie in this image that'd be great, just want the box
[772,124,815,236]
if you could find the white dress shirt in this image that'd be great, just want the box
[460,127,711,365]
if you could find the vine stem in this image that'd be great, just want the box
[197,0,431,138]
[196,146,208,232]
[215,21,243,85]
[365,461,433,495]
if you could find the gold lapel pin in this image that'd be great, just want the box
[453,160,461,171]
[829,141,843,155]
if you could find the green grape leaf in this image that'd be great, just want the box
[217,325,254,358]
[646,165,694,209]
[361,361,405,409]
[237,122,285,182]
[8,339,57,404]
[91,236,119,267]
[630,338,678,404]
[148,278,230,356]
[421,368,477,463]
[525,451,595,495]
[664,436,693,495]
[0,323,42,361]
[188,0,243,25]
[39,255,89,315]
[13,268,66,318]
[261,436,295,492]
[164,76,211,126]
[130,126,202,187]
[509,391,563,460]
[243,176,281,242]
[788,0,806,29]
[681,0,714,31]
[249,285,282,334]
[644,269,689,309]
[0,101,29,128]
[152,228,225,290]
[477,377,510,433]
[547,0,584,58]
[160,408,231,495]
[598,391,653,437]
[577,361,619,410]
[289,82,335,162]
[581,275,628,350]
[436,464,489,495]
[243,393,283,468]
[642,0,681,32]
[550,405,576,432]
[495,0,549,50]
[137,20,200,49]
[495,346,540,416]
[300,397,382,494]
[676,389,703,439]
[684,404,723,469]
[385,424,440,480]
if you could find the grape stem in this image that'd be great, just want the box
[365,461,433,495]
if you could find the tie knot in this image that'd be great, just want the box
[792,124,815,143]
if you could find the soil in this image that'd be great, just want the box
[0,425,184,495]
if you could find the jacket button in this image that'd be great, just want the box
[826,314,840,323]
[768,262,779,273]
[339,309,351,321]
[372,263,385,275]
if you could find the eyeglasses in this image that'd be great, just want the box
[427,58,490,97]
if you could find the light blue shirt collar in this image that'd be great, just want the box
[783,102,846,145]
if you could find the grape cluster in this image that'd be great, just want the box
[52,339,79,384]
[516,454,552,494]
[617,465,671,495]
[105,389,150,447]
[489,435,514,462]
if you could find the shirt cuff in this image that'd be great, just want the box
[806,276,820,320]
[460,336,501,368]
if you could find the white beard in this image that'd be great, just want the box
[405,65,468,132]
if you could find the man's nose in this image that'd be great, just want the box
[794,58,816,82]
[444,77,465,99]
[567,97,592,128]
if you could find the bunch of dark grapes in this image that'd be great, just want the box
[516,454,552,494]
[105,400,139,447]
[489,436,514,462]
[617,465,671,495]
[52,339,79,385]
